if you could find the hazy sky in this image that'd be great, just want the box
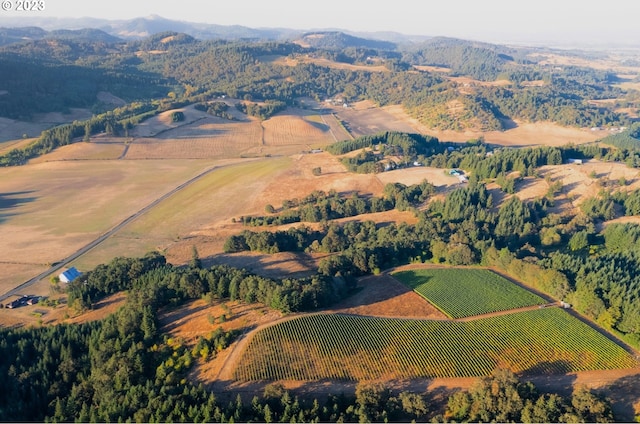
[13,0,640,45]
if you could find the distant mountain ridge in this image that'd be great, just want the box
[0,26,120,46]
[0,14,429,45]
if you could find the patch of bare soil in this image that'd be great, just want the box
[376,166,462,189]
[33,108,93,125]
[28,141,126,162]
[205,251,319,280]
[273,55,389,73]
[328,273,447,320]
[250,152,385,211]
[331,104,418,138]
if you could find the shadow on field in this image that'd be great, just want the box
[0,190,37,224]
[605,373,640,422]
[523,359,574,376]
[158,302,211,333]
[524,372,577,398]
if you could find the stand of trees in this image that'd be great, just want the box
[239,182,434,227]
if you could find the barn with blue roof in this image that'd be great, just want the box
[59,267,82,283]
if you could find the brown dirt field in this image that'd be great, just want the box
[248,152,385,211]
[327,273,447,320]
[331,103,418,138]
[447,76,513,87]
[413,65,451,73]
[96,91,126,106]
[0,118,51,143]
[205,251,320,280]
[127,106,342,160]
[32,108,93,125]
[529,52,640,75]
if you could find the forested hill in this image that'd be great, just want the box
[0,26,637,149]
[401,37,521,81]
[0,26,120,47]
[295,31,397,51]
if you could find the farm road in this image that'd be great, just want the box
[0,161,248,302]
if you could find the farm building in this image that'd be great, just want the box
[59,267,81,283]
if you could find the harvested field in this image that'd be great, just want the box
[273,55,388,73]
[262,112,336,150]
[69,157,292,271]
[331,102,418,137]
[0,137,38,155]
[328,273,447,319]
[206,251,319,280]
[28,140,126,162]
[0,106,91,142]
[250,152,385,210]
[0,159,216,293]
[126,118,262,159]
[381,104,604,146]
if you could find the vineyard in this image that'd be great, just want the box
[233,309,638,381]
[392,268,546,319]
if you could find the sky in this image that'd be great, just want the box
[6,0,640,46]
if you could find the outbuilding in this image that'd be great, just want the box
[59,267,82,283]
